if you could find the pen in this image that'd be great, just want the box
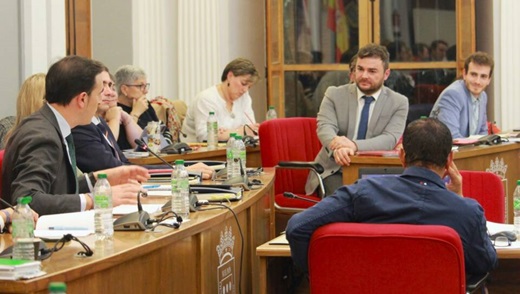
[49,226,89,230]
[142,185,160,189]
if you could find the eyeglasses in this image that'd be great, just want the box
[125,83,150,91]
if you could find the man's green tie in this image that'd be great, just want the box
[65,134,79,193]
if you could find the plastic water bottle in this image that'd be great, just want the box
[12,196,35,260]
[232,135,246,178]
[266,106,278,120]
[48,282,67,294]
[226,133,237,179]
[207,111,218,150]
[171,159,190,220]
[94,174,113,240]
[514,180,520,235]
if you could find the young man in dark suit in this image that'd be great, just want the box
[2,56,150,216]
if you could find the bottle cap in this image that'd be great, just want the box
[517,179,520,185]
[48,282,67,292]
[235,135,242,140]
[230,133,236,138]
[269,106,275,109]
[18,196,32,205]
[175,159,185,165]
[209,111,215,115]
[98,173,107,179]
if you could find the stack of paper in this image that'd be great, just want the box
[0,259,45,280]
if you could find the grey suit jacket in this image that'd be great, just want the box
[305,83,409,194]
[2,104,91,215]
[430,80,488,138]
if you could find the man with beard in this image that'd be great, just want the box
[430,52,494,138]
[306,44,409,196]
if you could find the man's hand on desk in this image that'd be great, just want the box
[329,136,357,152]
[186,162,215,179]
[94,165,151,185]
[111,181,144,206]
[333,147,355,166]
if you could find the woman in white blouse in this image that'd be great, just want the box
[182,58,260,142]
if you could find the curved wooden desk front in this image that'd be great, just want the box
[343,143,520,223]
[128,145,261,167]
[0,170,274,294]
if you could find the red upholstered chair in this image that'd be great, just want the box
[258,118,323,212]
[460,170,505,223]
[308,223,487,294]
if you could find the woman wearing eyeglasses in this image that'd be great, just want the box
[182,58,260,143]
[114,65,172,150]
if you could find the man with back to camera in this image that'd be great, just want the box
[2,55,150,216]
[305,43,409,196]
[288,118,497,283]
[430,51,494,139]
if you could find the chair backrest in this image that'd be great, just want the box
[414,83,447,104]
[258,117,322,195]
[460,170,505,223]
[309,223,466,294]
[0,149,4,199]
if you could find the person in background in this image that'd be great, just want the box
[287,118,497,283]
[305,43,408,196]
[417,40,454,85]
[1,73,46,149]
[182,58,260,143]
[412,43,430,61]
[430,51,494,138]
[2,55,150,216]
[430,39,449,61]
[115,65,171,150]
[72,76,214,178]
[311,48,358,116]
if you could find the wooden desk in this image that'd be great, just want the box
[0,170,274,294]
[343,143,520,223]
[128,145,262,167]
[256,236,520,294]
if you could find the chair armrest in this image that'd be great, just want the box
[466,272,490,294]
[278,161,324,174]
[276,161,325,197]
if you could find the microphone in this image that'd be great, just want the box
[176,127,188,143]
[222,158,250,190]
[0,198,17,212]
[244,124,258,136]
[283,192,319,204]
[135,139,203,212]
[114,191,151,231]
[135,139,175,168]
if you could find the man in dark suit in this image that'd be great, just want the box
[2,56,150,216]
[72,77,215,178]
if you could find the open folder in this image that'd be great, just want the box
[190,184,243,202]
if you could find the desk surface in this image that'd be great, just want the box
[0,170,274,294]
[128,145,261,167]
